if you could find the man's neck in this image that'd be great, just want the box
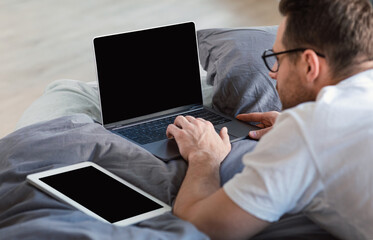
[334,60,373,83]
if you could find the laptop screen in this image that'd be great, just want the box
[94,22,203,126]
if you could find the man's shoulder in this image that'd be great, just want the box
[317,69,373,101]
[282,69,373,128]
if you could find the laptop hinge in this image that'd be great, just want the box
[107,104,204,131]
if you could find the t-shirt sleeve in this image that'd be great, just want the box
[223,111,322,222]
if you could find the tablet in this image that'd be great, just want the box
[27,162,171,226]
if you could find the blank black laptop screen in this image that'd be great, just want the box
[94,22,203,125]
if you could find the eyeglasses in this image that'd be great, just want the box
[261,48,326,73]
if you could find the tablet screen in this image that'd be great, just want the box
[39,166,163,223]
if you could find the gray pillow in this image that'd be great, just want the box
[197,26,282,117]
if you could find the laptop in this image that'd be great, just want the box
[93,22,259,160]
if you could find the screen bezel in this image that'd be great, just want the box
[27,162,171,226]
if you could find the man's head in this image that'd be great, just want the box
[268,0,373,110]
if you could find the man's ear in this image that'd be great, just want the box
[302,49,320,84]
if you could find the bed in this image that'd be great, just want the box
[0,26,337,239]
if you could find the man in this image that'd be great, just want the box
[166,0,373,239]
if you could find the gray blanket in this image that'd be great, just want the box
[0,114,257,239]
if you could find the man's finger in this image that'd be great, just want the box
[184,115,196,122]
[174,115,191,128]
[220,127,230,146]
[166,124,180,139]
[196,117,207,122]
[248,127,272,140]
[236,112,264,122]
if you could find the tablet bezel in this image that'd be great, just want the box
[27,161,171,226]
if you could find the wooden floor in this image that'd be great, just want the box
[0,0,282,138]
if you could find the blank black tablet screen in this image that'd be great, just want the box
[40,166,163,223]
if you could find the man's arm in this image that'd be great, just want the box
[173,161,269,240]
[166,116,269,239]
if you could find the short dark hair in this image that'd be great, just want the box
[279,0,373,80]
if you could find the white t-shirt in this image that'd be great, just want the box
[224,69,373,240]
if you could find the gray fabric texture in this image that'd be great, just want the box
[1,114,208,239]
[197,26,282,117]
[0,113,260,239]
[16,79,102,130]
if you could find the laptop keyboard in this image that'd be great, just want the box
[116,109,231,145]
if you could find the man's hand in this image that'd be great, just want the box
[166,115,231,163]
[168,116,268,240]
[236,111,280,140]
